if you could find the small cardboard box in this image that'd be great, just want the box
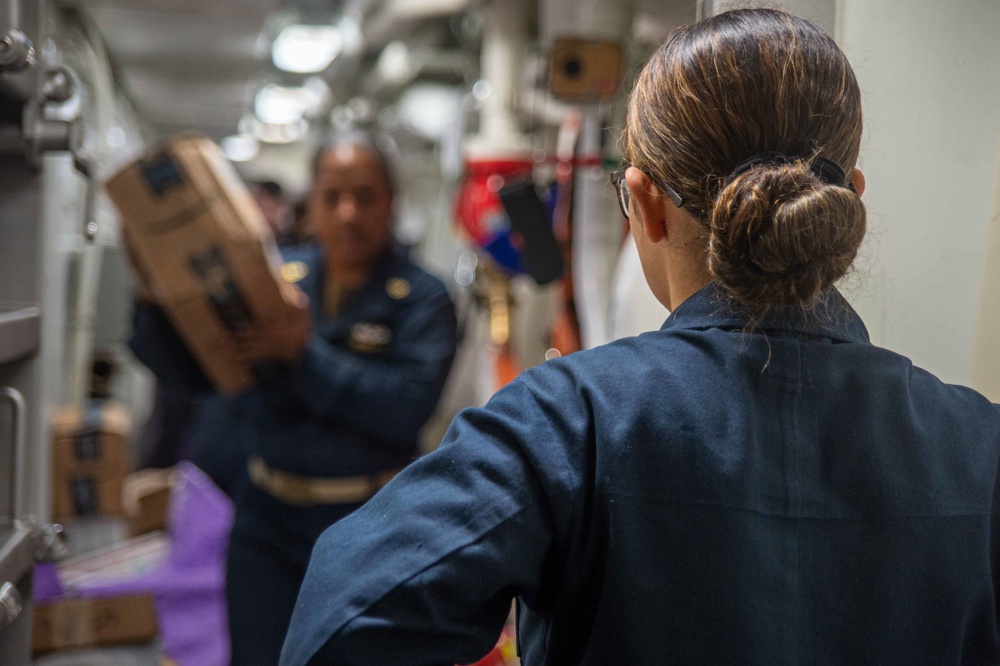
[32,594,158,654]
[123,467,175,536]
[51,403,131,521]
[105,134,302,394]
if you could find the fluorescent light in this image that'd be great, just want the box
[221,134,260,162]
[255,84,308,124]
[246,117,309,145]
[272,24,342,74]
[254,81,331,125]
[386,0,471,19]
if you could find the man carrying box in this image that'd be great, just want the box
[120,132,457,665]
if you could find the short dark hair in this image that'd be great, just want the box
[254,180,283,198]
[310,131,397,196]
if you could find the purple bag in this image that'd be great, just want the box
[36,462,235,665]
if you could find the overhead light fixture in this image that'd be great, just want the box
[245,116,309,145]
[255,84,308,124]
[221,134,260,162]
[255,81,331,125]
[385,0,471,18]
[272,24,342,73]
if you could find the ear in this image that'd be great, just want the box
[850,168,866,197]
[625,166,668,243]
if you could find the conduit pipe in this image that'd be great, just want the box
[540,0,632,348]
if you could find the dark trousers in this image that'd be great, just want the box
[226,484,362,666]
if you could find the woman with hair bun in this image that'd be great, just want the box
[283,9,1000,665]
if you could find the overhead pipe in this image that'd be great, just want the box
[468,0,532,157]
[0,0,20,31]
[455,0,539,397]
[539,0,632,348]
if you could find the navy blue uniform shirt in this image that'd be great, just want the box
[282,283,1000,665]
[130,243,457,481]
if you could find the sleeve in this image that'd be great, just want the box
[128,301,214,392]
[260,287,457,445]
[279,378,580,666]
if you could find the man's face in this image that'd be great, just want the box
[310,144,394,273]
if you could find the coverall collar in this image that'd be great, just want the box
[661,282,871,345]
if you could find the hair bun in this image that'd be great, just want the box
[708,160,866,311]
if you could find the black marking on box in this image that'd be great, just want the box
[188,246,255,332]
[71,477,99,516]
[141,151,185,196]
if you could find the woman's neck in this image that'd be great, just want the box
[662,231,713,311]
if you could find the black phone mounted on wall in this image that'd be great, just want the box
[498,178,565,285]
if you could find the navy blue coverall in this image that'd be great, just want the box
[130,244,457,665]
[282,283,1000,665]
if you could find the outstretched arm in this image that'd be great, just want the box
[280,378,579,666]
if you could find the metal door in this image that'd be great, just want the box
[0,0,96,661]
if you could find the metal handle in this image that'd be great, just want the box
[0,582,22,631]
[1,387,26,521]
[74,151,99,240]
[65,107,98,241]
[34,523,67,562]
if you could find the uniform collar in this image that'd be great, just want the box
[660,282,871,344]
[305,246,406,332]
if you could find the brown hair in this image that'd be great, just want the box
[624,8,865,314]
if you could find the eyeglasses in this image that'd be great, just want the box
[609,166,685,219]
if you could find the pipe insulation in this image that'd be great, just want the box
[464,0,532,158]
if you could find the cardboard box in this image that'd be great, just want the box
[57,532,170,591]
[105,134,301,394]
[51,403,131,521]
[32,594,158,654]
[123,468,175,536]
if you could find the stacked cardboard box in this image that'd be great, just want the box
[123,467,175,536]
[51,403,131,521]
[32,533,168,655]
[105,134,301,394]
[32,594,158,654]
